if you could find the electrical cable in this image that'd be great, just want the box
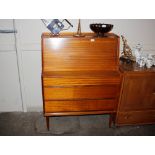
[13,19,25,112]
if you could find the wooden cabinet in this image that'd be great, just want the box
[42,33,155,129]
[116,62,155,126]
[41,33,121,130]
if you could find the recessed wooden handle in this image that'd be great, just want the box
[125,115,130,119]
[125,116,128,119]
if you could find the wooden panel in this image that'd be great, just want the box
[119,73,155,111]
[43,72,121,86]
[45,99,116,112]
[44,85,119,100]
[117,111,155,125]
[42,37,119,72]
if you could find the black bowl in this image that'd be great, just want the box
[90,23,113,37]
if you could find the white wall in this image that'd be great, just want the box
[0,20,23,112]
[16,19,155,52]
[1,19,155,112]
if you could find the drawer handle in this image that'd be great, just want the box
[153,92,155,95]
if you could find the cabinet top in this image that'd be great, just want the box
[119,61,155,73]
[42,32,119,39]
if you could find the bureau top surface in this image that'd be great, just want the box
[42,32,119,39]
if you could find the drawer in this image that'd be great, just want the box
[45,99,116,113]
[116,111,155,125]
[44,85,119,100]
[43,72,121,86]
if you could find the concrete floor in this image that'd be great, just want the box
[0,112,155,136]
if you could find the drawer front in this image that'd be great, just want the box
[44,85,119,100]
[45,99,116,113]
[43,75,121,86]
[116,111,155,125]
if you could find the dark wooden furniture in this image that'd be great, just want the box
[41,32,121,130]
[116,61,155,126]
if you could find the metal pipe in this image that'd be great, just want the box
[0,30,17,33]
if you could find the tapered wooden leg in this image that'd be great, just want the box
[109,113,116,128]
[109,114,113,128]
[46,116,50,130]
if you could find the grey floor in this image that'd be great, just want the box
[0,112,155,136]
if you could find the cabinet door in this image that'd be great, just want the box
[119,73,155,111]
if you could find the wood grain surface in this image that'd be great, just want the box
[45,99,117,113]
[42,33,119,72]
[116,61,155,126]
[43,85,119,100]
[41,33,121,129]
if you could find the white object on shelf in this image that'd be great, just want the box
[133,44,155,68]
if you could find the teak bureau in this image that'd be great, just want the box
[41,32,121,130]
